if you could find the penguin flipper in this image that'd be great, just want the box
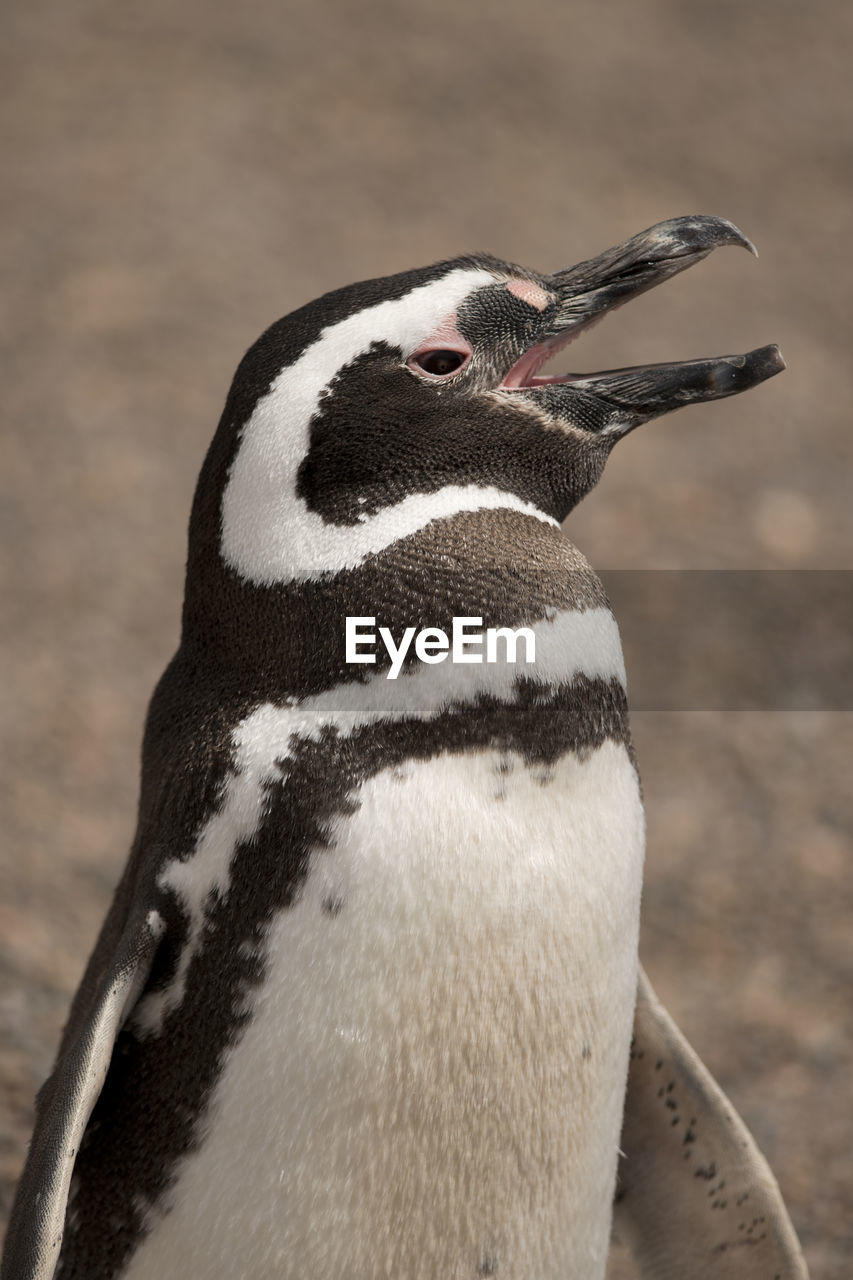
[614,965,809,1279]
[1,907,165,1280]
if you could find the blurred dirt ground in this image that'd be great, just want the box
[1,1,851,1275]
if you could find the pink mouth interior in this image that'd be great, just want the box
[500,327,586,389]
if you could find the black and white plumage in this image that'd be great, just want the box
[2,217,807,1279]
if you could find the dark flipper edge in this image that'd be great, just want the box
[1,909,164,1280]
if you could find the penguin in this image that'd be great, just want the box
[1,216,807,1280]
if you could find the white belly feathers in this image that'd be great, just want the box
[124,736,644,1280]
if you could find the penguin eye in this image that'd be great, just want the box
[411,350,468,377]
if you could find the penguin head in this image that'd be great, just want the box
[195,216,783,588]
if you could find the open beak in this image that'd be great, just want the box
[501,215,785,435]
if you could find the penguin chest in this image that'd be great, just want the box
[127,739,643,1280]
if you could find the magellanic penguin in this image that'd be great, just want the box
[2,216,809,1280]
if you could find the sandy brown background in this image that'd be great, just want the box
[1,1,851,1275]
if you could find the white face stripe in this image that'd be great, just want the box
[133,604,626,1035]
[220,268,560,585]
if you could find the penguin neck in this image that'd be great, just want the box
[178,509,609,701]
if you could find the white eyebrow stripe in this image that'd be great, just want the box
[220,268,558,584]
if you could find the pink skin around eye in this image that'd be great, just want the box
[409,282,554,379]
[408,313,472,375]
